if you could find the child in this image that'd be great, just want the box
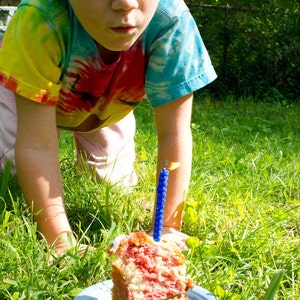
[0,0,217,255]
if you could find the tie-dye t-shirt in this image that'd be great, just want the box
[0,0,217,132]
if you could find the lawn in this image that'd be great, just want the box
[0,96,299,299]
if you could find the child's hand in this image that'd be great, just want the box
[148,227,189,250]
[160,227,189,250]
[48,242,95,266]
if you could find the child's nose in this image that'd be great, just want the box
[111,0,139,11]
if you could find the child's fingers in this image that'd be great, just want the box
[48,243,95,266]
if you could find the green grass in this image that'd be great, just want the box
[0,96,299,299]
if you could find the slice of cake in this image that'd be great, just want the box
[108,231,193,300]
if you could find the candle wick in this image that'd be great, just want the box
[163,160,168,169]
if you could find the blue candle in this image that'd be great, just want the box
[153,161,169,242]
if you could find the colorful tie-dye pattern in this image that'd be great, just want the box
[56,13,147,131]
[0,0,217,132]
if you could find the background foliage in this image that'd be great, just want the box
[188,0,300,101]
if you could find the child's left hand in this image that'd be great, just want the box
[149,227,189,250]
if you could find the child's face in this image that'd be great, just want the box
[69,0,159,51]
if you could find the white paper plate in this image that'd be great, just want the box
[74,279,217,300]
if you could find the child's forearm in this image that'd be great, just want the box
[152,93,194,232]
[15,95,75,252]
[156,129,192,230]
[15,146,75,250]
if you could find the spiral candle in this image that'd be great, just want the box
[153,161,169,242]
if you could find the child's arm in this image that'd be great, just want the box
[15,95,75,253]
[153,92,193,232]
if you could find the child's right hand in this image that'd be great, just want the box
[48,232,95,266]
[48,243,95,266]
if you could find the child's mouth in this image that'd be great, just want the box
[111,26,137,35]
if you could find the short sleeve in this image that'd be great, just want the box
[144,0,217,107]
[0,5,64,105]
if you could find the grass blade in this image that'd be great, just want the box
[263,270,285,300]
[0,160,12,197]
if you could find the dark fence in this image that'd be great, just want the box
[0,1,19,5]
[187,2,300,101]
